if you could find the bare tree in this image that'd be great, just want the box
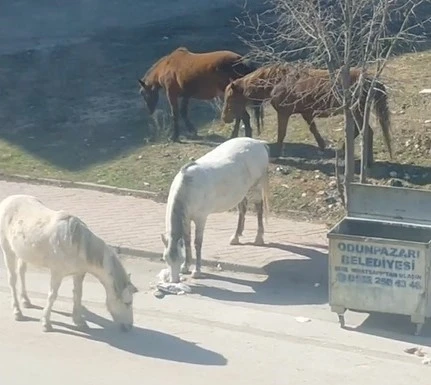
[236,0,431,205]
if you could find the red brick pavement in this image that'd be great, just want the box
[0,180,329,274]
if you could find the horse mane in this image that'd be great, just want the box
[143,47,190,82]
[65,216,129,297]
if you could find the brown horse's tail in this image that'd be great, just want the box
[371,79,393,159]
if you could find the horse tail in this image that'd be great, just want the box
[371,79,393,159]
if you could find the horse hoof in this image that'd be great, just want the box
[14,312,25,321]
[21,299,32,309]
[229,236,240,245]
[169,135,180,143]
[74,320,89,331]
[42,323,53,333]
[180,266,191,275]
[191,270,203,279]
[254,237,265,246]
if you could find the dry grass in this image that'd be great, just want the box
[0,50,430,227]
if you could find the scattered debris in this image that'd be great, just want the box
[419,89,431,95]
[404,346,421,355]
[216,263,223,271]
[153,268,191,297]
[404,346,431,366]
[295,316,311,323]
[314,283,320,288]
[389,171,398,178]
[153,290,165,299]
[276,166,290,175]
[388,178,411,188]
[325,196,337,205]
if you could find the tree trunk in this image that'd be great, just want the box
[341,66,355,207]
[344,108,355,206]
[360,86,375,183]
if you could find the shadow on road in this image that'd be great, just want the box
[344,312,431,347]
[192,242,329,306]
[50,308,228,365]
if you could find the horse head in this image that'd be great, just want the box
[105,250,139,332]
[161,233,185,283]
[138,79,159,114]
[222,79,247,124]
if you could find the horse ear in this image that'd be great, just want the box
[138,79,147,89]
[161,233,168,247]
[131,283,138,294]
[230,81,242,93]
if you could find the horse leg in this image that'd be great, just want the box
[18,259,32,308]
[72,273,88,330]
[41,271,63,332]
[241,110,253,138]
[230,197,248,245]
[180,97,198,138]
[230,119,241,138]
[192,218,207,279]
[181,220,192,274]
[254,200,265,246]
[2,245,23,321]
[301,112,326,151]
[167,91,180,142]
[275,109,290,157]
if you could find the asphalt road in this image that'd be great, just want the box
[0,255,430,384]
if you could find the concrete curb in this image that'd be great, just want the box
[113,244,267,276]
[0,172,163,201]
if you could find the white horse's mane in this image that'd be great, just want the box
[63,215,129,297]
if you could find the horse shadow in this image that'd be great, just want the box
[48,308,227,366]
[271,145,431,187]
[191,242,329,306]
[267,142,336,161]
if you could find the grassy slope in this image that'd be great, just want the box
[0,50,430,226]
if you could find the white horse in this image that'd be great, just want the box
[161,137,270,283]
[0,194,138,332]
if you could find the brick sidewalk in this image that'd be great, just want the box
[0,180,329,274]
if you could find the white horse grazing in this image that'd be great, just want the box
[161,137,270,283]
[0,194,138,332]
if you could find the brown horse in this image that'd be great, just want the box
[221,63,392,166]
[138,47,262,142]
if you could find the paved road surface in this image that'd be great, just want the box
[0,256,430,385]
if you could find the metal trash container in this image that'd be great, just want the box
[327,183,431,335]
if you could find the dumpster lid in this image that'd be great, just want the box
[347,183,431,227]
